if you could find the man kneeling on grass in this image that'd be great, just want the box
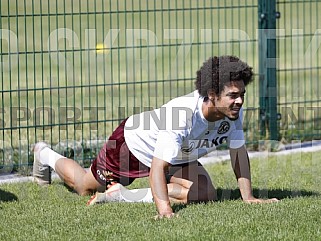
[33,55,279,219]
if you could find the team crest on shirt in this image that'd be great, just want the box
[217,121,230,134]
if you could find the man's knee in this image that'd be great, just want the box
[74,184,92,196]
[188,174,217,202]
[188,188,217,202]
[74,174,99,196]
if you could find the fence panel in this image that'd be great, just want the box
[276,0,321,142]
[1,0,261,173]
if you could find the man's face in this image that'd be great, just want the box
[213,81,246,120]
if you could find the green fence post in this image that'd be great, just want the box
[258,0,278,141]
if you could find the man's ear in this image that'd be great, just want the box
[207,89,216,100]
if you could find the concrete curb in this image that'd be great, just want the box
[0,168,90,185]
[199,140,321,165]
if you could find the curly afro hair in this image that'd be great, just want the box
[195,56,254,97]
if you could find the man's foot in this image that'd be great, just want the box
[33,142,51,185]
[87,183,124,205]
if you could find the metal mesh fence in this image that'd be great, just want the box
[1,0,319,174]
[276,0,321,142]
[0,0,259,173]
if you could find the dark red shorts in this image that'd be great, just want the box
[91,119,150,187]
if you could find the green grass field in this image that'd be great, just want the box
[0,149,320,240]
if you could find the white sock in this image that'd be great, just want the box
[120,187,153,203]
[39,147,66,171]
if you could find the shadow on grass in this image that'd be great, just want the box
[171,188,320,212]
[0,189,18,203]
[217,188,320,201]
[172,203,188,213]
[172,188,320,212]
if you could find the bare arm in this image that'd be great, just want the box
[230,145,278,203]
[149,156,175,218]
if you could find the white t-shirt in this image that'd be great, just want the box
[124,90,245,167]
